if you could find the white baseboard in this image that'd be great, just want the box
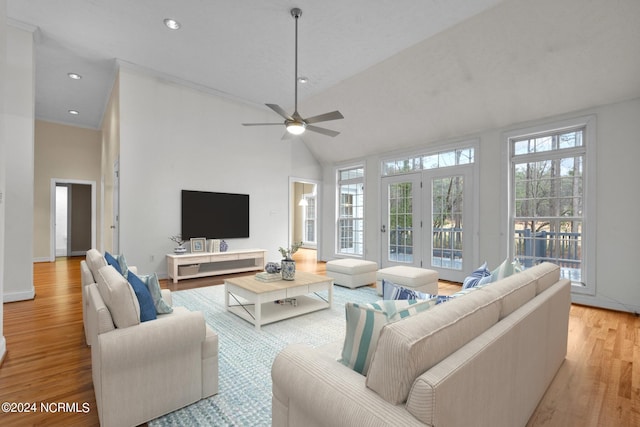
[33,257,53,263]
[572,294,640,314]
[3,288,36,303]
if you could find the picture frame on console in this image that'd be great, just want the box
[190,237,206,253]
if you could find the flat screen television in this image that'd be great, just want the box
[181,190,249,239]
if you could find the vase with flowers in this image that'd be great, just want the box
[278,241,302,280]
[170,234,187,254]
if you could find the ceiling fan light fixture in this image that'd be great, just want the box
[286,121,306,135]
[163,18,181,30]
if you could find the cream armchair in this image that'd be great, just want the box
[83,251,218,427]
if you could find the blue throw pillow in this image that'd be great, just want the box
[462,261,491,289]
[104,252,129,277]
[436,295,454,304]
[104,251,122,275]
[382,279,430,300]
[127,271,157,322]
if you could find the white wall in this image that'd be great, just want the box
[33,120,102,260]
[2,23,34,303]
[116,67,322,275]
[322,98,640,313]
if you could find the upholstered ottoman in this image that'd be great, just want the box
[376,265,439,296]
[326,259,378,289]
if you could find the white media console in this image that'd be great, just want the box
[167,249,266,284]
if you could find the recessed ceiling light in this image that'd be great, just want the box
[67,72,82,80]
[68,110,80,115]
[297,76,309,84]
[163,18,181,30]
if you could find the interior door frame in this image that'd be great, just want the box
[49,178,97,262]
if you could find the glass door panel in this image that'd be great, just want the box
[381,174,421,267]
[431,176,463,270]
[424,167,472,282]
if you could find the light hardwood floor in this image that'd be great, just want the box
[0,251,638,426]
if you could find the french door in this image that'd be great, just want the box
[381,166,474,282]
[381,174,422,268]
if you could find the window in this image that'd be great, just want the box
[303,193,316,245]
[382,147,474,176]
[337,166,364,256]
[507,116,595,293]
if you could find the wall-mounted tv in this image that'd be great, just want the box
[181,190,249,239]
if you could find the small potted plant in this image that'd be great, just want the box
[170,234,187,254]
[278,241,302,280]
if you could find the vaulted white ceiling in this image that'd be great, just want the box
[7,0,640,164]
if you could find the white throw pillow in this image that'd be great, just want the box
[95,265,140,329]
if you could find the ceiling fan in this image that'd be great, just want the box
[242,8,344,138]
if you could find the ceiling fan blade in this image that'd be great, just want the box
[306,125,340,137]
[304,110,344,124]
[242,123,283,126]
[266,104,293,120]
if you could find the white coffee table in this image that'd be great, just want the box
[224,271,333,330]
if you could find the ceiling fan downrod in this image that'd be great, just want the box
[291,8,302,117]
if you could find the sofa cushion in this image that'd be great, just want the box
[529,262,561,294]
[95,265,140,329]
[126,271,157,322]
[138,273,173,314]
[382,279,430,300]
[481,270,537,319]
[462,261,491,289]
[366,288,501,404]
[86,248,107,281]
[340,299,436,375]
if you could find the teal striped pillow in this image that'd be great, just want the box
[340,299,436,375]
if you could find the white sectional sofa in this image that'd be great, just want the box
[272,262,570,427]
[82,249,219,427]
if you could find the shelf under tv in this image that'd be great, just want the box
[166,249,266,284]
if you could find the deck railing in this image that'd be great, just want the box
[514,229,581,269]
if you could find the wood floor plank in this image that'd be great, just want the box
[0,250,638,426]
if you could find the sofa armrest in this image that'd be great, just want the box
[97,310,205,369]
[93,311,208,427]
[161,288,172,306]
[271,344,423,427]
[86,283,116,342]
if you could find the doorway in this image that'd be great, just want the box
[51,179,97,260]
[289,177,321,261]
